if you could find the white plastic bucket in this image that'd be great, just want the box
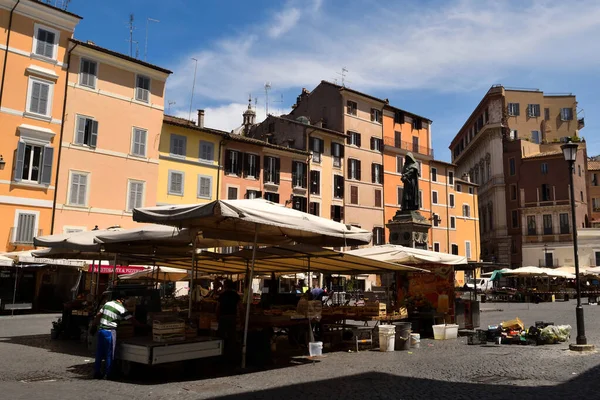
[309,341,323,357]
[444,324,459,340]
[433,324,446,340]
[379,325,396,352]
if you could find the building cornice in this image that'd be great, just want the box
[0,0,81,32]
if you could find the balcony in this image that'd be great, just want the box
[384,137,434,157]
[9,227,43,246]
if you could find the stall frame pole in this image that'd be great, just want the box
[241,228,259,369]
[11,266,19,316]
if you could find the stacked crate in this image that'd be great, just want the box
[360,302,387,318]
[152,319,185,342]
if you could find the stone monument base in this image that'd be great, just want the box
[386,210,431,249]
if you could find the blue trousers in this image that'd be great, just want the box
[95,329,116,376]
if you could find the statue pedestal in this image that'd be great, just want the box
[386,210,431,249]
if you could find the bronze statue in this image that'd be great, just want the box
[401,152,420,211]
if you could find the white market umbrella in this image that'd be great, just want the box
[133,198,372,368]
[120,266,188,282]
[34,227,123,252]
[345,244,467,265]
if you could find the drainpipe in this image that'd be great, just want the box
[0,0,21,109]
[446,166,450,253]
[215,134,229,200]
[50,42,78,234]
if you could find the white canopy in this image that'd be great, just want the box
[0,254,14,267]
[132,199,372,247]
[483,266,575,279]
[345,244,467,265]
[34,227,123,252]
[1,250,85,268]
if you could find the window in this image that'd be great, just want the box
[527,104,541,117]
[13,212,37,244]
[135,74,151,103]
[371,108,382,123]
[560,213,569,234]
[347,131,361,147]
[419,190,423,209]
[372,163,383,184]
[374,189,382,208]
[396,156,403,173]
[333,175,344,199]
[370,137,383,152]
[199,141,214,163]
[561,108,574,121]
[541,184,551,201]
[74,116,99,147]
[544,107,550,121]
[596,252,600,267]
[593,198,600,211]
[346,100,357,116]
[394,111,404,124]
[348,159,361,180]
[170,134,186,158]
[594,173,599,187]
[268,123,275,133]
[14,142,53,185]
[543,214,553,235]
[449,193,455,208]
[510,184,517,201]
[541,163,548,175]
[433,243,440,252]
[511,210,519,228]
[227,187,238,200]
[309,202,320,216]
[433,215,439,227]
[448,171,454,185]
[310,170,321,195]
[509,130,518,140]
[168,171,184,195]
[468,186,474,194]
[127,180,144,211]
[292,161,308,188]
[463,204,471,218]
[79,58,97,89]
[578,165,582,177]
[465,241,472,259]
[412,136,419,153]
[456,184,462,192]
[373,227,385,245]
[310,137,324,163]
[509,158,516,176]
[350,186,358,205]
[225,150,242,176]
[394,131,402,148]
[292,196,307,212]
[432,191,438,204]
[527,216,536,235]
[244,154,260,179]
[531,130,540,144]
[33,25,57,59]
[508,103,520,116]
[128,127,148,157]
[27,77,53,117]
[450,216,456,229]
[412,118,423,130]
[417,161,422,175]
[197,175,212,199]
[246,189,261,199]
[580,191,584,202]
[331,143,344,167]
[264,192,279,203]
[331,205,344,222]
[484,108,489,123]
[397,187,403,205]
[264,156,280,184]
[451,244,459,255]
[68,172,88,206]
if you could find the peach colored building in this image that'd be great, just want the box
[0,1,80,251]
[52,39,171,233]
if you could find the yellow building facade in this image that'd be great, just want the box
[158,114,223,205]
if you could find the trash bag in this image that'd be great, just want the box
[539,325,572,344]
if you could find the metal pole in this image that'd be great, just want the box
[188,58,198,120]
[111,254,118,287]
[188,243,196,319]
[144,18,159,61]
[11,267,18,316]
[241,228,259,369]
[568,161,587,345]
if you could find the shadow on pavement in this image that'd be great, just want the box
[0,334,91,358]
[209,365,600,400]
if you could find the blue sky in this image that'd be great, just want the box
[67,0,600,162]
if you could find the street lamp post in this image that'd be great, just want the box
[561,140,589,348]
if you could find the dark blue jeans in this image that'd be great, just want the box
[95,329,116,376]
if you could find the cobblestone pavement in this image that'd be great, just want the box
[2,301,600,399]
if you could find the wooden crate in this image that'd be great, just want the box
[152,319,185,335]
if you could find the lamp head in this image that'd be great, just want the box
[561,141,578,163]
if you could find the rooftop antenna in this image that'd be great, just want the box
[337,67,349,87]
[145,18,160,61]
[272,93,284,115]
[188,58,198,120]
[168,101,176,113]
[128,14,135,57]
[264,82,271,117]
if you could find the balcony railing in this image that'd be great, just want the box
[9,228,43,245]
[383,137,434,157]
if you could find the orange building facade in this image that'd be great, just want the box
[0,1,80,251]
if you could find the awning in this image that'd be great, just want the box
[120,266,189,282]
[2,250,85,268]
[344,244,467,265]
[87,264,147,275]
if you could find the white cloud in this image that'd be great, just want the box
[165,0,600,117]
[268,7,301,38]
[171,102,270,133]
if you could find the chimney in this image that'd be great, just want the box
[197,109,205,128]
